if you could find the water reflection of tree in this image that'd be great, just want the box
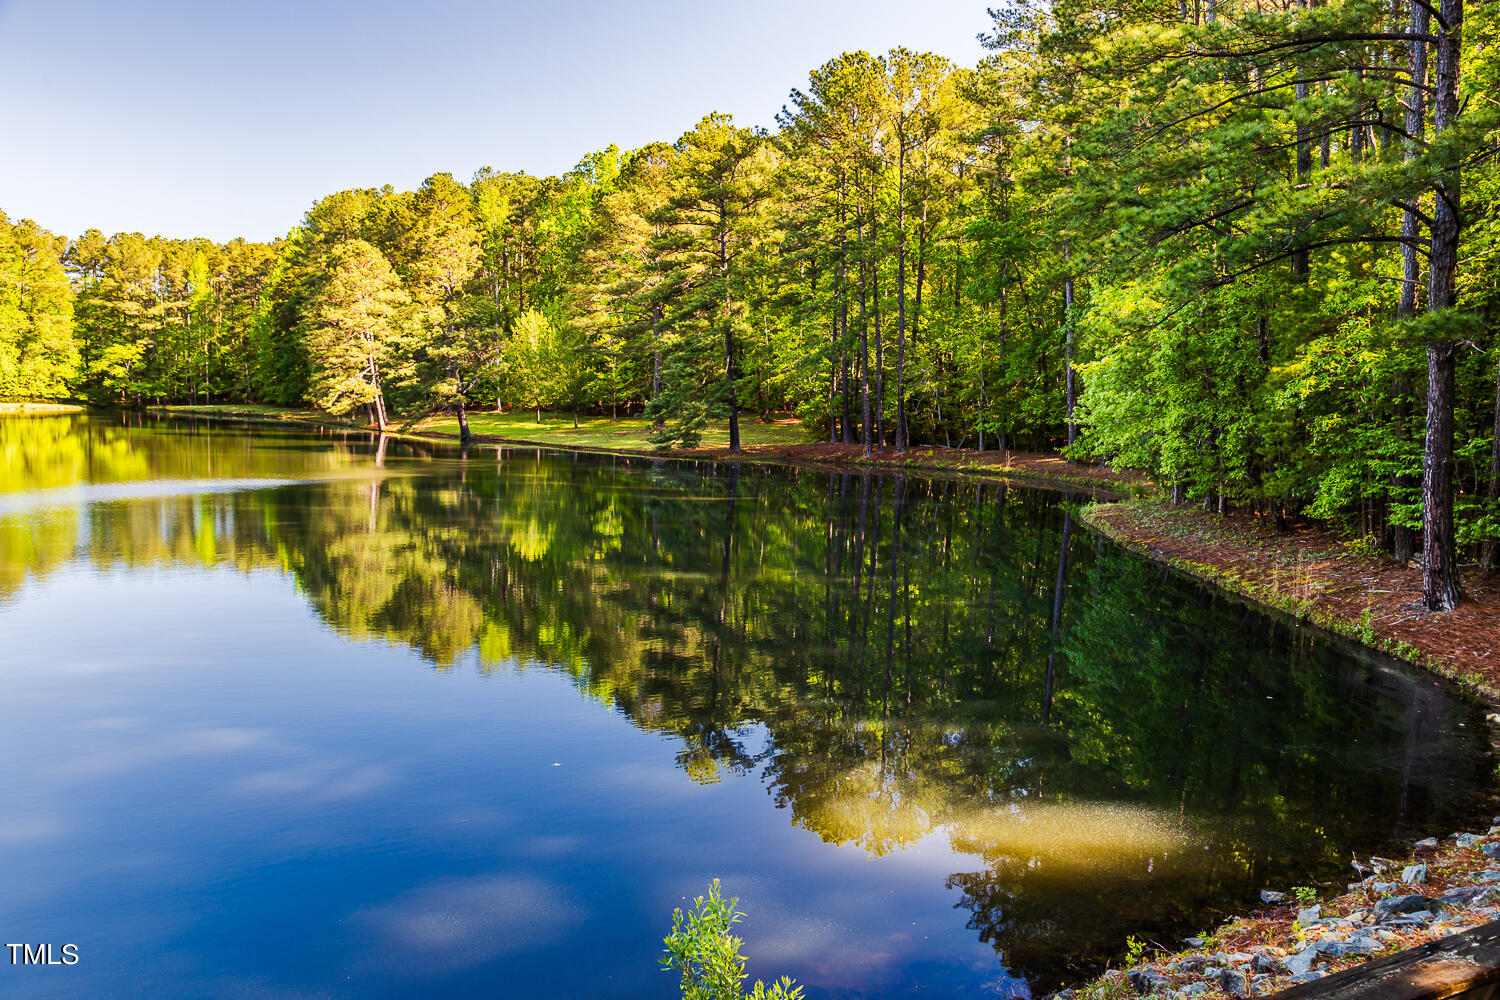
[0,414,374,597]
[9,421,1493,989]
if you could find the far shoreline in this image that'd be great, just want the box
[27,401,1497,695]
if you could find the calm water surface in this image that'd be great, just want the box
[0,414,1494,999]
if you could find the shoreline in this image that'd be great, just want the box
[1054,826,1500,1000]
[0,401,86,416]
[121,406,1500,700]
[1068,505,1500,996]
[138,404,1147,497]
[1080,501,1500,703]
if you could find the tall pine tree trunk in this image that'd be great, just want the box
[894,138,909,453]
[1484,358,1500,572]
[834,173,849,444]
[872,207,884,450]
[1063,241,1077,456]
[1422,0,1463,611]
[720,220,740,453]
[1292,3,1313,281]
[858,205,872,457]
[998,262,1008,453]
[651,303,664,429]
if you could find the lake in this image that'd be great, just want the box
[0,413,1493,999]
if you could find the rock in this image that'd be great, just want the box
[1478,871,1500,882]
[1177,985,1208,998]
[1402,863,1428,884]
[1286,947,1319,976]
[1442,886,1498,907]
[1288,971,1325,985]
[1178,956,1208,972]
[1482,843,1500,860]
[1375,894,1443,917]
[1456,833,1482,848]
[1182,937,1206,948]
[1317,938,1382,957]
[1260,890,1285,904]
[1297,905,1322,923]
[1382,912,1435,927]
[1218,968,1249,998]
[1250,953,1285,974]
[1225,952,1254,965]
[1415,837,1439,849]
[1128,969,1170,995]
[1371,881,1398,894]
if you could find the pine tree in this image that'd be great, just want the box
[300,239,411,429]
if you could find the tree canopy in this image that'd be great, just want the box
[2,0,1497,608]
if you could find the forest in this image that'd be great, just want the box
[0,0,1497,612]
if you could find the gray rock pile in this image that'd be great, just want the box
[1047,819,1500,999]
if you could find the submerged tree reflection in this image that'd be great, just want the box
[3,416,1492,988]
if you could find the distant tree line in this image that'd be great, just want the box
[0,0,1497,608]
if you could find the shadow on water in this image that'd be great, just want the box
[1,412,1495,993]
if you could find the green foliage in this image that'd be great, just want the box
[15,2,1500,564]
[503,307,589,416]
[661,881,802,1000]
[300,239,411,422]
[0,212,77,400]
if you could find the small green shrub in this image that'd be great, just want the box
[662,880,803,1000]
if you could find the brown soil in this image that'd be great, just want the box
[1088,503,1500,695]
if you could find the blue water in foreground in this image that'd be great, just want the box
[0,415,1492,999]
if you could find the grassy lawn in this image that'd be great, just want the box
[161,403,350,421]
[414,410,812,451]
[0,401,86,415]
[154,404,812,452]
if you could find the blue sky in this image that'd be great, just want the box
[0,0,990,243]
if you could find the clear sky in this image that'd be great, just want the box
[0,0,991,244]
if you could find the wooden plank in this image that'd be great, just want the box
[1272,921,1500,1000]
